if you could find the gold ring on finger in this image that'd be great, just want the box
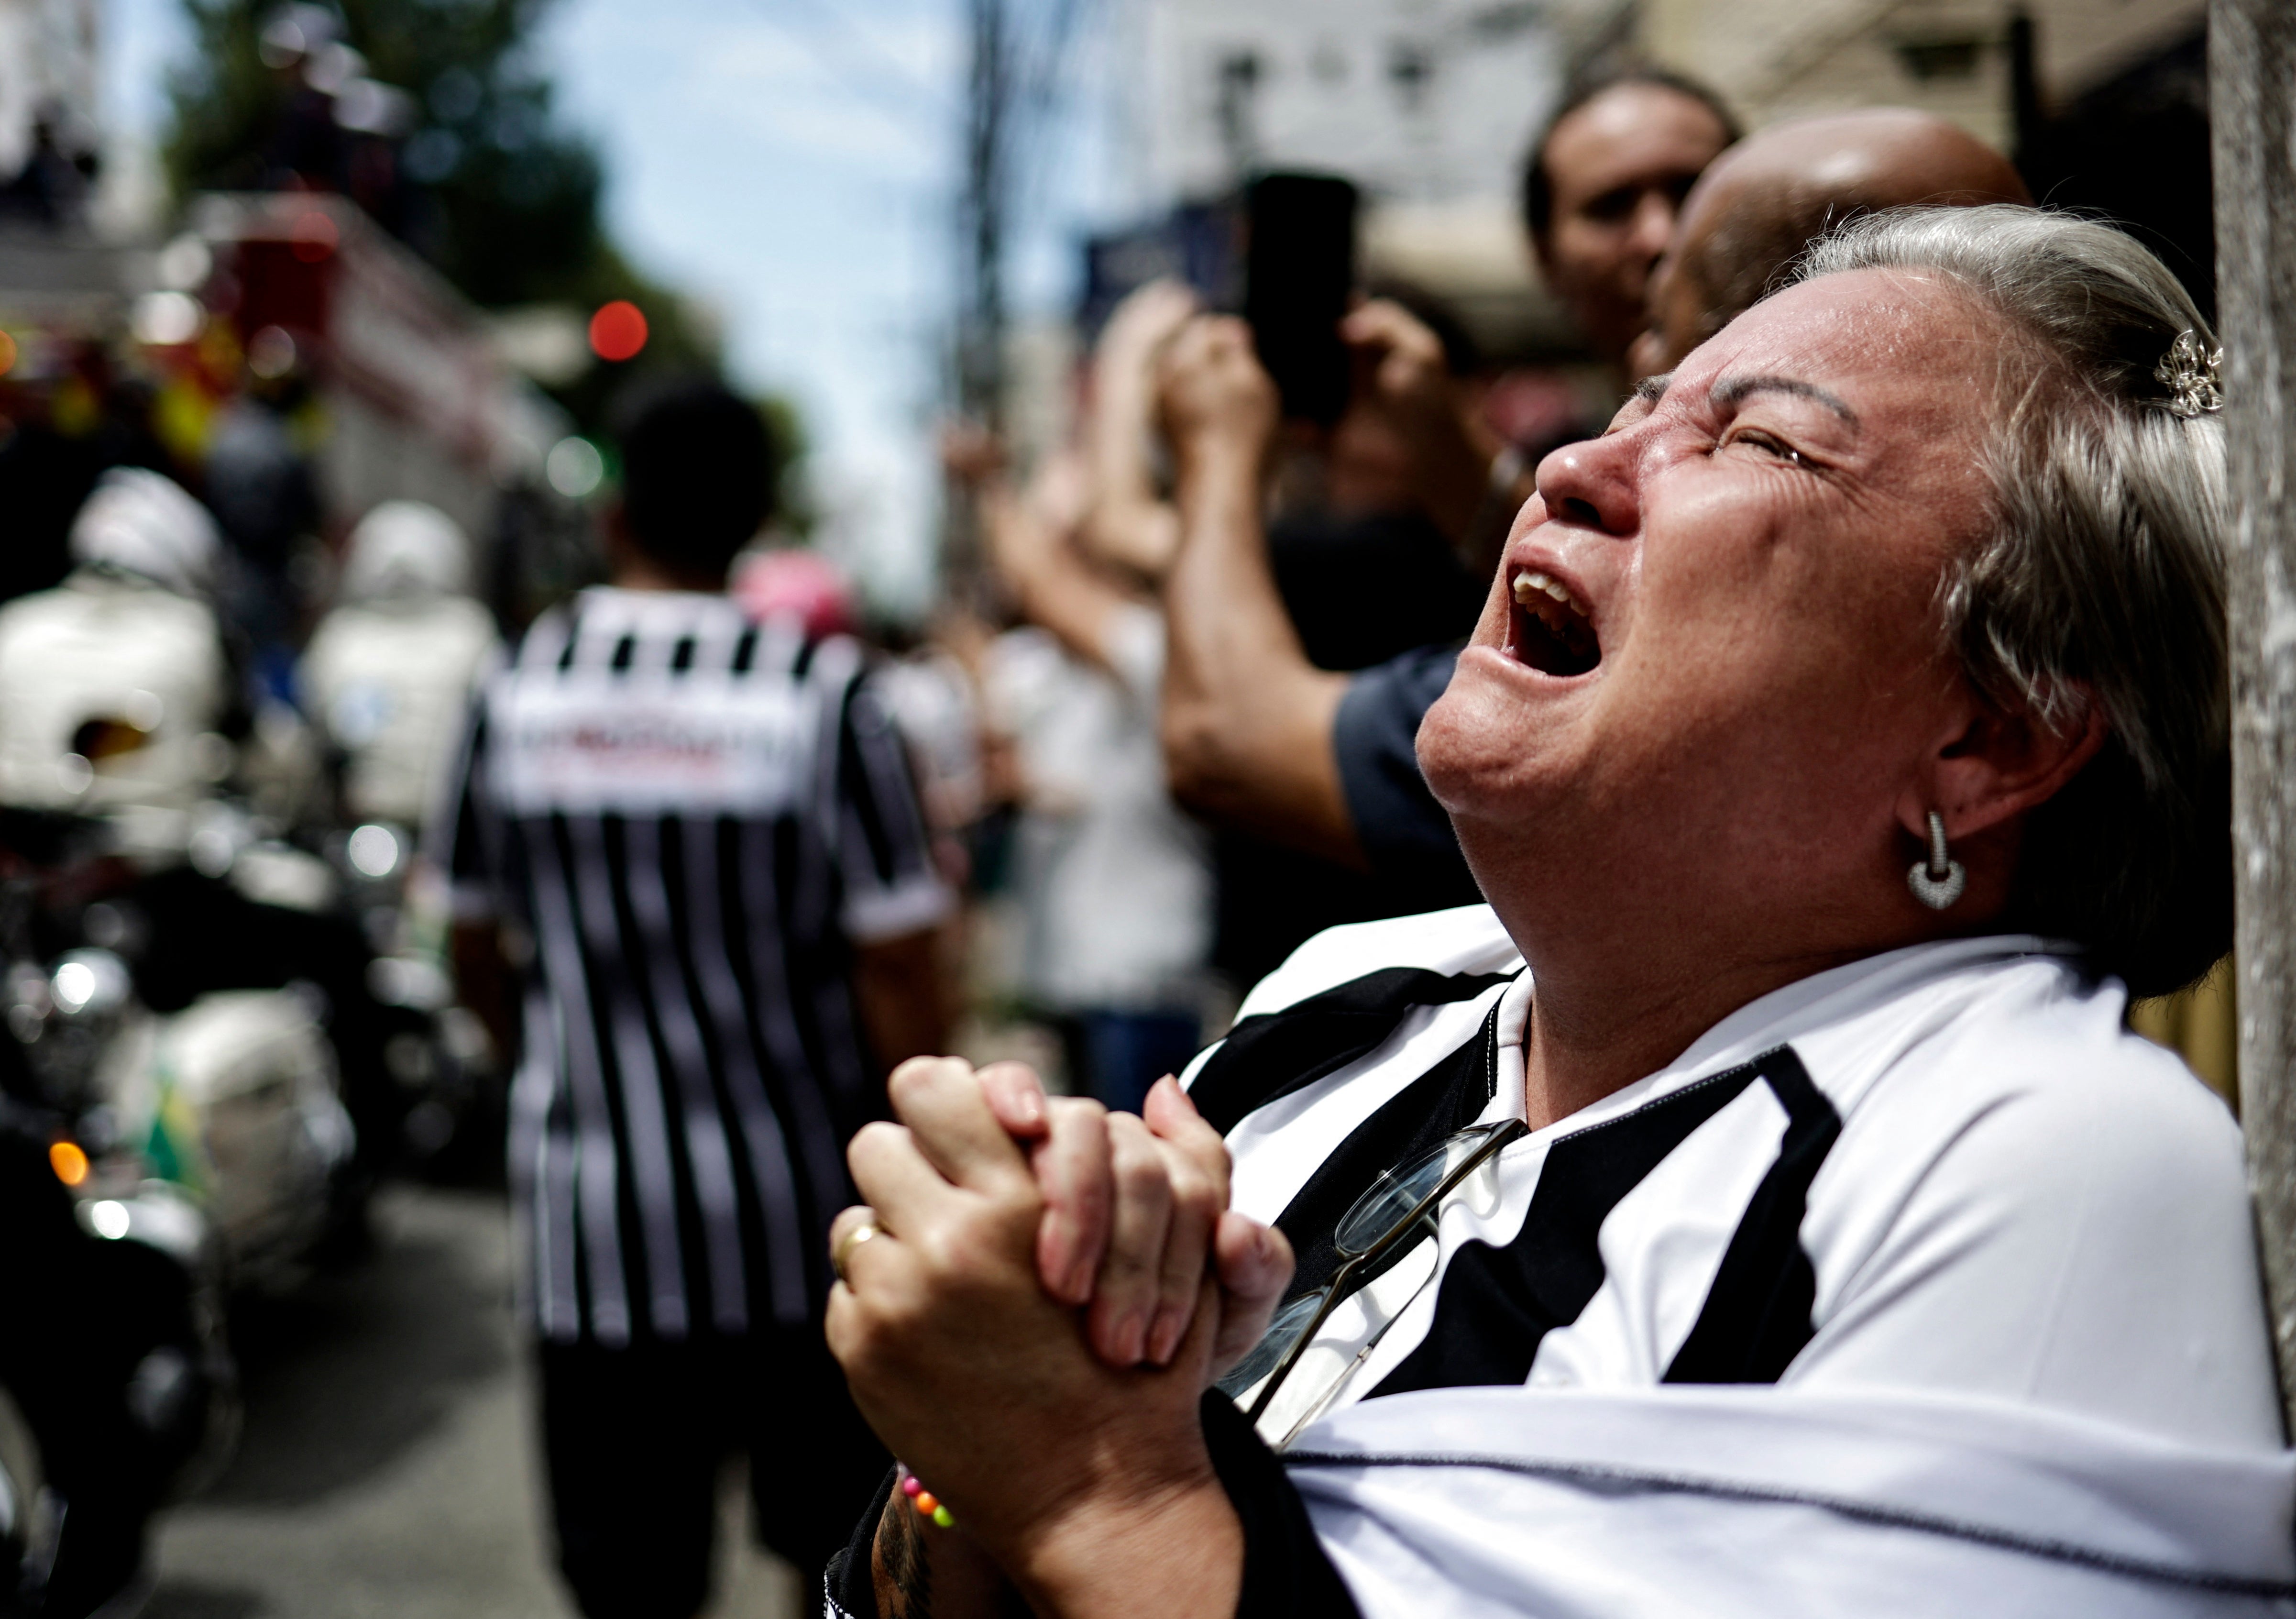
[833,1219,882,1283]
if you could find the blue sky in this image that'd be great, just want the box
[103,0,1113,617]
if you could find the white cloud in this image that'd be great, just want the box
[685,32,936,167]
[559,4,956,167]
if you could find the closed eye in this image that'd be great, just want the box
[1725,429,1806,467]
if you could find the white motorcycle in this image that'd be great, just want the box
[0,811,355,1294]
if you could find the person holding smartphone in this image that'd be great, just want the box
[1155,66,1742,961]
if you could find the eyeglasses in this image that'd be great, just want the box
[1217,1117,1529,1448]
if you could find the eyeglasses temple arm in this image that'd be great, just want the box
[1240,1119,1529,1425]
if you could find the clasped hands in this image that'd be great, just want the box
[824,1056,1293,1611]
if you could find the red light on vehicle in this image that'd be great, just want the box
[589,300,648,362]
[49,1140,88,1187]
[0,330,16,376]
[290,211,338,263]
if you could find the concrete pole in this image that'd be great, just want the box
[2211,0,2296,1433]
[959,0,1010,431]
[940,0,1010,613]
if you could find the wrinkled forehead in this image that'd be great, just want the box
[1679,267,2008,450]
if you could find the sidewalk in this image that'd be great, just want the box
[146,1186,797,1619]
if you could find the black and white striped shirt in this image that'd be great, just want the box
[1170,905,2288,1619]
[440,587,950,1346]
[1185,904,2278,1451]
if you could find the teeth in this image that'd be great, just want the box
[1512,571,1581,612]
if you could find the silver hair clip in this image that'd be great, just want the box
[2155,330,2224,419]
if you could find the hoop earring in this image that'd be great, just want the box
[1907,810,1966,911]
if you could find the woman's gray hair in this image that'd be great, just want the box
[1794,205,2229,995]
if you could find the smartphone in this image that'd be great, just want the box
[1243,172,1359,427]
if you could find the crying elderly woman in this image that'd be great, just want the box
[822,207,2290,1619]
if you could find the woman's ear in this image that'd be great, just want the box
[1906,682,2109,844]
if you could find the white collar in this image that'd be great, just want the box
[1484,933,2076,1135]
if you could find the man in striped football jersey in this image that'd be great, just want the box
[439,381,952,1618]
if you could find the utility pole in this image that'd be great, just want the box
[2210,0,2296,1432]
[958,0,1010,430]
[945,0,1010,605]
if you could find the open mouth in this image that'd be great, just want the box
[1509,570,1600,677]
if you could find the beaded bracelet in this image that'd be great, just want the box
[897,1463,955,1529]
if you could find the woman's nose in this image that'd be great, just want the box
[1535,434,1639,536]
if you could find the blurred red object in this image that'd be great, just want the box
[1483,368,1588,450]
[733,549,857,639]
[290,210,338,264]
[589,300,648,362]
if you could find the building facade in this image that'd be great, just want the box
[1116,0,1568,207]
[0,0,100,190]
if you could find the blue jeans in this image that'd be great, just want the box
[1062,1009,1205,1114]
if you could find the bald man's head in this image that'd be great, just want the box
[1631,109,2030,378]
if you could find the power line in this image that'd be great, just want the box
[739,0,958,130]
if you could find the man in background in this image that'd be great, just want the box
[954,413,1216,1115]
[1525,64,1743,381]
[439,381,950,1619]
[302,499,501,833]
[1155,64,1741,958]
[1629,107,2030,378]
